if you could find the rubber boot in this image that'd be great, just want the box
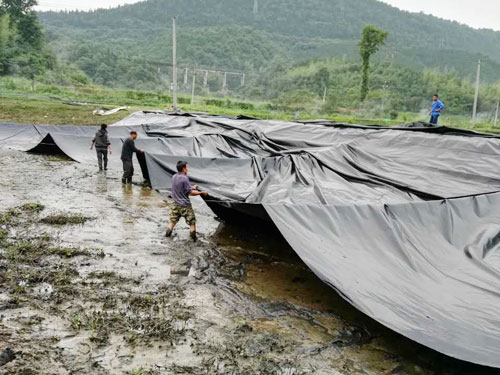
[165,228,173,238]
[190,232,197,242]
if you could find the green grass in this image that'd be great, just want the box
[0,76,498,133]
[0,96,131,125]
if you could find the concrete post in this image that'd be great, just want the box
[494,101,499,128]
[222,72,227,92]
[191,73,196,104]
[172,17,178,110]
[472,59,481,126]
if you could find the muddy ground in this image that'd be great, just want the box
[0,148,496,375]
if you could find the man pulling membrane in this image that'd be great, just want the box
[165,161,208,241]
[121,130,144,184]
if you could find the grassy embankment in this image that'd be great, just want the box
[1,77,498,133]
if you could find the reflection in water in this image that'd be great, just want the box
[95,172,108,194]
[139,187,153,197]
[121,183,134,198]
[214,221,498,375]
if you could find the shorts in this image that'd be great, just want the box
[170,204,196,226]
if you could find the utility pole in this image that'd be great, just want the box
[472,59,481,126]
[222,72,227,93]
[390,47,396,67]
[172,17,178,110]
[494,100,499,128]
[381,80,388,113]
[191,73,196,105]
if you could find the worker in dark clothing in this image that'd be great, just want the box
[430,94,445,125]
[120,131,144,184]
[91,124,112,171]
[165,161,208,241]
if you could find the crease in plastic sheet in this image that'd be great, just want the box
[2,113,500,367]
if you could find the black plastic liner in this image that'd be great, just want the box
[2,113,500,367]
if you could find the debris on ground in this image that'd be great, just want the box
[93,106,129,116]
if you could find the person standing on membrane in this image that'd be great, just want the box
[121,131,144,184]
[165,161,208,241]
[430,94,445,125]
[91,124,112,171]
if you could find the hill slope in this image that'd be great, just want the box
[39,0,500,83]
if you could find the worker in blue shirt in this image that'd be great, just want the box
[430,94,445,125]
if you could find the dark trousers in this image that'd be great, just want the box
[122,159,134,183]
[430,115,439,125]
[96,148,108,170]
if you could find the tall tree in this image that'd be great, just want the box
[0,0,52,77]
[0,14,13,74]
[359,25,388,102]
[0,0,38,18]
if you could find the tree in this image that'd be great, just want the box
[16,11,43,49]
[0,0,38,19]
[359,25,388,102]
[0,14,13,74]
[0,0,54,77]
[314,67,330,96]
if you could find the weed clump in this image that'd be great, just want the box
[21,202,45,212]
[0,208,20,224]
[0,205,101,299]
[40,213,91,225]
[66,291,192,347]
[48,246,92,258]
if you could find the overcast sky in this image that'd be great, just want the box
[380,0,500,31]
[35,0,140,12]
[36,0,500,31]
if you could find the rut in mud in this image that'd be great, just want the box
[0,148,495,375]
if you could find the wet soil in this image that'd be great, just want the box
[0,148,497,375]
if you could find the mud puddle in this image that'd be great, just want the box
[0,148,496,375]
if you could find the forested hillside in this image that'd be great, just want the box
[62,25,281,90]
[1,0,497,117]
[39,0,500,84]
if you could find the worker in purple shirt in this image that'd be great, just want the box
[430,94,445,125]
[165,161,208,241]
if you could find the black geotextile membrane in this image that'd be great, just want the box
[2,112,500,367]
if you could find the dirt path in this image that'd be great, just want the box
[0,149,493,375]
